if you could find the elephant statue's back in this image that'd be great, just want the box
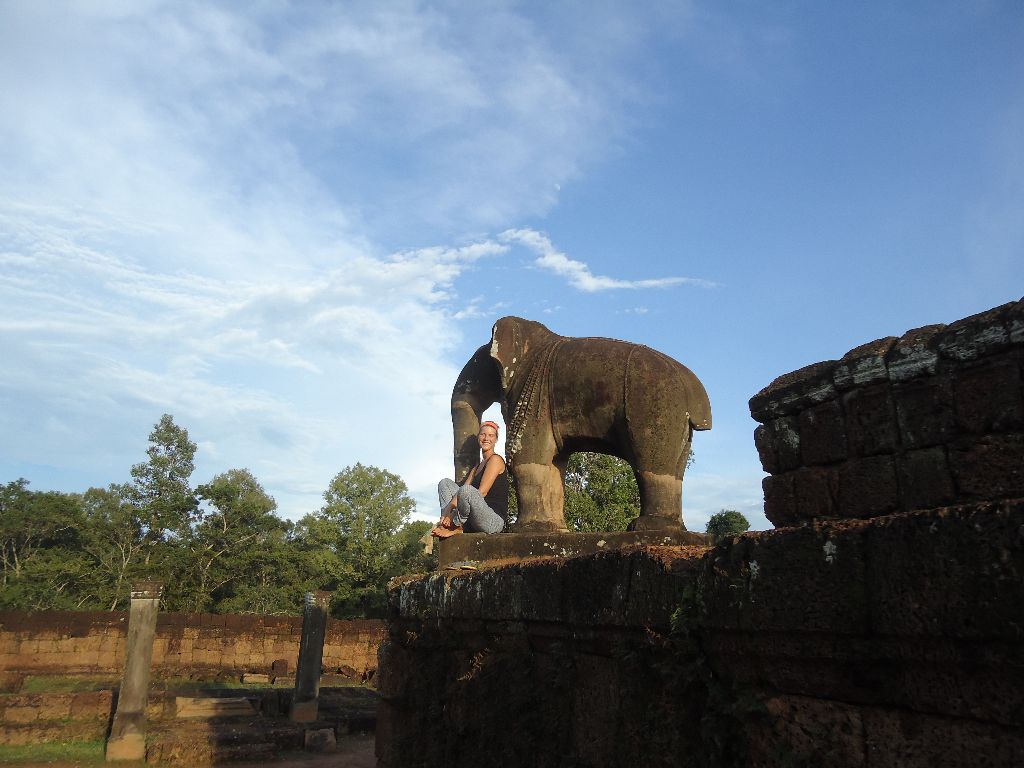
[548,339,711,474]
[547,338,631,449]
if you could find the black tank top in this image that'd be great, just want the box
[470,456,509,521]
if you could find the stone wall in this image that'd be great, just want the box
[379,500,1024,767]
[0,610,384,680]
[750,299,1023,525]
[0,690,114,746]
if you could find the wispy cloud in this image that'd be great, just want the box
[0,198,509,516]
[500,228,716,292]
[0,2,726,520]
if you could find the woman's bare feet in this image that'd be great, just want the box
[431,524,463,538]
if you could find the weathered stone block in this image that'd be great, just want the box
[937,301,1013,362]
[799,399,847,465]
[833,336,896,391]
[898,447,955,511]
[176,696,257,718]
[862,701,1024,767]
[887,324,944,382]
[304,727,337,752]
[1009,297,1024,344]
[894,376,954,449]
[5,706,37,724]
[953,353,1023,434]
[749,360,838,421]
[570,654,620,765]
[762,474,797,528]
[700,524,870,635]
[745,695,865,768]
[792,466,838,519]
[753,424,776,473]
[864,501,1024,639]
[844,384,899,457]
[838,455,898,518]
[754,416,801,473]
[949,434,1024,500]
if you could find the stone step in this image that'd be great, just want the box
[318,688,378,733]
[0,720,109,747]
[175,696,258,719]
[146,719,305,764]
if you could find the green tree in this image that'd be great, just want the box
[78,485,146,610]
[212,526,309,616]
[167,469,289,613]
[296,463,416,618]
[120,414,198,569]
[563,453,640,532]
[392,520,436,575]
[0,480,92,610]
[1,480,80,585]
[705,509,750,544]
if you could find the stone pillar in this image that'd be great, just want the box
[106,581,163,762]
[291,590,331,722]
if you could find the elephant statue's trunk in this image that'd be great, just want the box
[451,343,502,482]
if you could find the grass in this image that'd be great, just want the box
[0,739,107,765]
[17,676,118,694]
[13,673,367,697]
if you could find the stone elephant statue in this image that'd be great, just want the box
[451,316,711,532]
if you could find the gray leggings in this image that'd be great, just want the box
[438,478,505,534]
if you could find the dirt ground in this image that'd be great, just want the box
[234,734,376,768]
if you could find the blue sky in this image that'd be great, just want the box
[2,1,1022,531]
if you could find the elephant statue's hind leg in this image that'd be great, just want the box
[630,471,684,531]
[512,462,568,533]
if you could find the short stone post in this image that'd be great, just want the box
[106,581,163,762]
[291,590,331,722]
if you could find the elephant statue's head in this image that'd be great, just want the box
[450,317,559,481]
[450,342,502,482]
[488,316,558,392]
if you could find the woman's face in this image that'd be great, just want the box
[478,425,498,452]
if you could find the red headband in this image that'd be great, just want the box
[481,421,500,433]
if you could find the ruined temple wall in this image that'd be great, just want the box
[750,298,1024,525]
[0,610,384,679]
[380,500,1024,767]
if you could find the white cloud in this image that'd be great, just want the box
[500,228,716,292]
[0,199,503,517]
[0,2,717,520]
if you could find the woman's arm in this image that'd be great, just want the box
[475,455,506,497]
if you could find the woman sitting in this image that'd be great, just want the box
[434,420,508,537]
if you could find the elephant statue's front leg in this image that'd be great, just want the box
[512,461,567,532]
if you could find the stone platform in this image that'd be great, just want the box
[380,500,1024,767]
[434,529,705,569]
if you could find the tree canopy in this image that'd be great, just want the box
[705,509,751,544]
[0,416,434,617]
[564,453,640,532]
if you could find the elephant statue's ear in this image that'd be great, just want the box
[489,316,520,381]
